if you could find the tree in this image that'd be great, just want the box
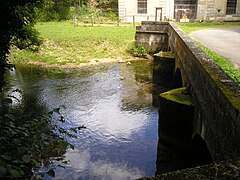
[95,0,118,11]
[0,0,43,89]
[35,0,71,21]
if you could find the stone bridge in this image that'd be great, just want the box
[136,21,240,163]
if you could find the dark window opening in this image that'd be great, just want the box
[138,0,147,14]
[175,0,197,4]
[226,0,237,15]
[174,0,198,22]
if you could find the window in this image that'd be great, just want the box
[138,0,147,14]
[174,0,197,21]
[226,0,237,15]
[175,0,197,4]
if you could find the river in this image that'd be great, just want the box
[5,60,159,180]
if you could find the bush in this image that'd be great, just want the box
[71,5,117,24]
[35,0,70,22]
[0,92,85,178]
[128,44,148,58]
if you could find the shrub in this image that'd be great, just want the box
[0,92,85,178]
[128,44,148,58]
[35,0,70,22]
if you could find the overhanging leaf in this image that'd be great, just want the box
[47,169,55,177]
[10,169,22,178]
[22,155,31,163]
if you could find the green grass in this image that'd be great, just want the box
[178,21,240,34]
[198,43,240,83]
[10,21,136,65]
[178,22,240,84]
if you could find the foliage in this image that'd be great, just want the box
[128,44,148,58]
[71,5,117,24]
[0,92,85,178]
[35,0,71,22]
[70,0,89,7]
[95,0,118,12]
[0,0,43,89]
[11,24,43,52]
[35,0,118,22]
[10,21,136,65]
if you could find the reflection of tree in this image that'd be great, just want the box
[119,61,154,111]
[0,66,70,179]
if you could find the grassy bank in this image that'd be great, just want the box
[178,22,240,84]
[10,21,136,66]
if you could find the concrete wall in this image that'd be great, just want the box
[167,22,240,161]
[197,0,240,21]
[135,21,169,51]
[136,21,240,162]
[120,0,240,22]
[118,0,174,22]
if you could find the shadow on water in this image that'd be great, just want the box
[153,54,213,176]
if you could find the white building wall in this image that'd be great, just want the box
[197,0,240,21]
[119,0,174,22]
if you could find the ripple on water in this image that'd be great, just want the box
[10,62,159,179]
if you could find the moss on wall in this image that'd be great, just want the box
[160,87,193,106]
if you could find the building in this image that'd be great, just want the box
[118,0,174,22]
[118,0,240,22]
[198,0,240,21]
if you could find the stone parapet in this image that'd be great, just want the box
[136,21,240,162]
[135,21,169,51]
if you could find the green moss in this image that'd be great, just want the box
[154,51,175,59]
[196,42,240,85]
[160,87,193,106]
[214,77,240,110]
[194,44,240,110]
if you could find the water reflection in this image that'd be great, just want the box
[52,149,145,180]
[7,61,158,179]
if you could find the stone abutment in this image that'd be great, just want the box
[136,21,240,164]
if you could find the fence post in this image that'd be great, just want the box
[117,16,119,26]
[133,15,135,26]
[91,14,93,26]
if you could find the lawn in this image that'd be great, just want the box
[10,21,136,65]
[178,21,240,84]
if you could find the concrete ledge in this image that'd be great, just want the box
[139,158,240,180]
[136,30,167,34]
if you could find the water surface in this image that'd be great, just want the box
[6,61,159,180]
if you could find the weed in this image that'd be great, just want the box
[198,44,240,84]
[128,44,148,58]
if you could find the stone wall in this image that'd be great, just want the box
[135,22,169,51]
[197,0,240,21]
[136,21,240,162]
[167,22,240,161]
